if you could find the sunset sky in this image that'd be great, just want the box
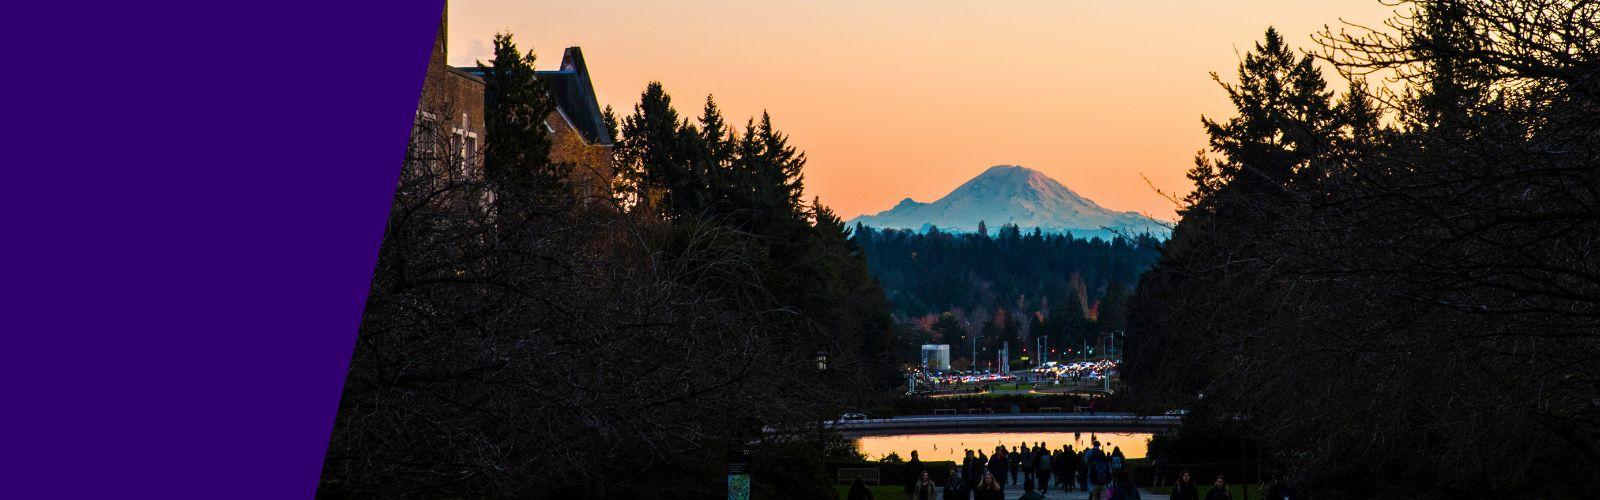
[447,0,1398,220]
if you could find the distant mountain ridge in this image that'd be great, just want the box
[848,165,1169,239]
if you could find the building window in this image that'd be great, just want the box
[451,131,464,174]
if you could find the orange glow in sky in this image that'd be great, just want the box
[447,1,1397,220]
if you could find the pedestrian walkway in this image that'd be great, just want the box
[988,477,1155,499]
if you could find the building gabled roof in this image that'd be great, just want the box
[455,47,613,146]
[536,48,612,146]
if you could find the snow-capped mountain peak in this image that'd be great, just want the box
[848,165,1168,239]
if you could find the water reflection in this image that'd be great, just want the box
[856,432,1151,462]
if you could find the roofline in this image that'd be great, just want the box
[445,65,484,83]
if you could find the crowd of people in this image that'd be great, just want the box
[870,458,1254,500]
[863,442,1250,500]
[884,439,1162,500]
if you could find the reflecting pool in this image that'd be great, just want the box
[855,431,1152,462]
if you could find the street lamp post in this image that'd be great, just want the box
[971,333,977,371]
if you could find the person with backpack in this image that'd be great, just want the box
[1089,442,1112,500]
[1110,446,1125,473]
[1033,446,1053,493]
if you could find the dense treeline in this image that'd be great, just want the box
[1126,1,1600,497]
[855,225,1159,318]
[855,225,1158,365]
[611,84,895,385]
[320,34,890,499]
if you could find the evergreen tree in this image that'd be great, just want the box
[751,112,806,221]
[1128,3,1600,493]
[1096,280,1130,334]
[1188,27,1337,215]
[608,82,897,387]
[693,96,737,216]
[478,33,565,194]
[851,225,1159,319]
[600,105,619,144]
[1046,287,1090,351]
[615,82,695,216]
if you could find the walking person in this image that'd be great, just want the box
[911,470,938,500]
[989,445,1009,489]
[1048,446,1063,492]
[1150,449,1167,488]
[1108,470,1142,500]
[1017,445,1031,486]
[974,471,1005,500]
[1088,441,1111,500]
[1168,470,1199,500]
[1078,443,1090,492]
[847,477,875,500]
[963,450,980,493]
[1009,446,1021,484]
[1016,478,1046,500]
[1204,475,1233,500]
[904,450,924,496]
[1056,445,1075,492]
[1034,445,1053,493]
[945,468,970,500]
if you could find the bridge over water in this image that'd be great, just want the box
[830,413,1180,437]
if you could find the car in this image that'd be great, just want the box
[839,412,867,421]
[1163,409,1190,416]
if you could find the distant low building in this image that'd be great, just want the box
[417,5,613,198]
[921,344,950,371]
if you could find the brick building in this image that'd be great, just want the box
[416,8,614,198]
